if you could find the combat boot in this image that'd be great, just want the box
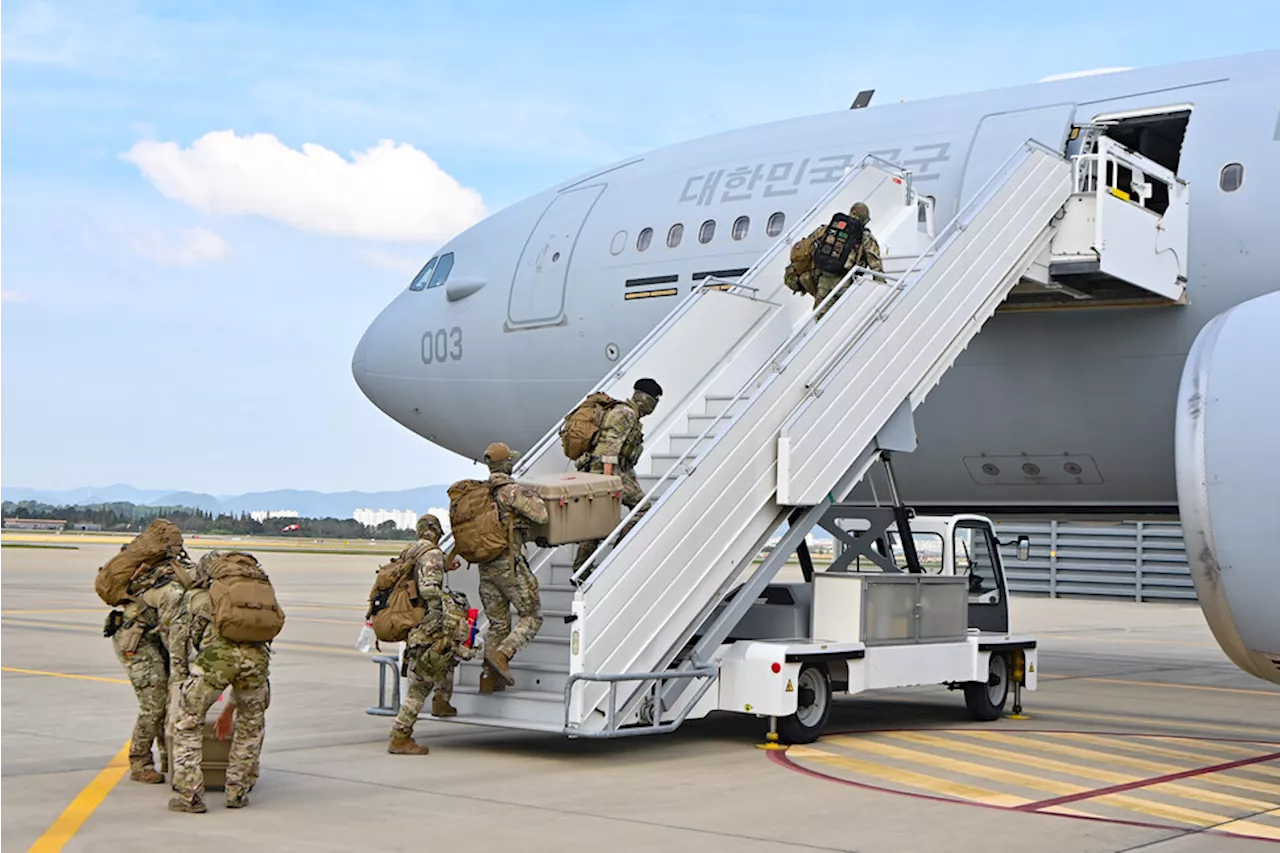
[168,796,207,814]
[388,733,429,755]
[130,767,165,784]
[485,647,515,685]
[478,668,506,695]
[431,695,457,717]
[225,787,250,809]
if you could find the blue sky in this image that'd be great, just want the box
[3,1,1277,495]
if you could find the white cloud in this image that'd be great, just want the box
[122,132,486,243]
[126,226,229,267]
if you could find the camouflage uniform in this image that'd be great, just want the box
[478,472,549,665]
[168,561,271,812]
[572,389,660,577]
[108,598,170,779]
[391,529,455,740]
[809,204,883,319]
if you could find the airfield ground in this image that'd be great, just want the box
[3,540,1278,852]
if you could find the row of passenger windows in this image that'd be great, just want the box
[628,211,788,254]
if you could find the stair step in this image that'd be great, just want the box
[447,687,566,729]
[666,432,718,454]
[455,659,570,694]
[703,395,745,417]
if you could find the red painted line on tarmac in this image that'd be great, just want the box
[1017,749,1280,812]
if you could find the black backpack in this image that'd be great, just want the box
[812,213,865,275]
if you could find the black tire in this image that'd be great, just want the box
[777,664,832,744]
[964,652,1010,722]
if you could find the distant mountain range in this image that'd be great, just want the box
[1,484,451,520]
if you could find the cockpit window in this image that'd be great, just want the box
[427,253,455,288]
[409,258,438,291]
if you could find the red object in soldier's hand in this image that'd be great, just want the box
[214,702,236,739]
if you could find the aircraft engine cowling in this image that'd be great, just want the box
[1175,290,1280,684]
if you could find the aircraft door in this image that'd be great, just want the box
[958,104,1076,212]
[507,183,606,329]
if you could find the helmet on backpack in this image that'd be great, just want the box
[416,514,443,542]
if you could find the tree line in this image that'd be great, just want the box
[1,500,417,540]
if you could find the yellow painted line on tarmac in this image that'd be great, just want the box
[825,734,1087,796]
[1039,674,1280,698]
[2,667,129,685]
[1214,809,1280,842]
[27,741,130,853]
[890,727,1259,819]
[1043,635,1219,649]
[1058,733,1280,790]
[1025,708,1280,739]
[787,744,1032,807]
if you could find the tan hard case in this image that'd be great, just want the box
[518,472,623,547]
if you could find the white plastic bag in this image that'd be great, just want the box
[355,621,376,653]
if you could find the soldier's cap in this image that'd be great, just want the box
[484,442,520,464]
[417,514,443,538]
[634,378,663,399]
[849,202,871,222]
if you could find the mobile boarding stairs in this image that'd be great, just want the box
[369,136,1188,738]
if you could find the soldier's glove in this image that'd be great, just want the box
[103,610,124,638]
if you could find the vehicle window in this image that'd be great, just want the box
[427,252,454,288]
[698,219,716,244]
[732,216,750,241]
[954,524,1001,605]
[637,227,653,251]
[667,223,684,248]
[610,230,627,255]
[409,258,438,291]
[886,531,945,573]
[766,211,786,237]
[1219,163,1243,193]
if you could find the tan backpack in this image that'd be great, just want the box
[207,553,285,643]
[94,519,185,606]
[448,480,512,564]
[367,544,427,644]
[559,392,620,461]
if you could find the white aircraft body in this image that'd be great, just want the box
[353,51,1280,684]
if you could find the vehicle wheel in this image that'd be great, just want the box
[964,652,1010,722]
[777,664,832,744]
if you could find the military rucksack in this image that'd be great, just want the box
[448,479,514,564]
[812,212,864,275]
[94,518,186,606]
[559,392,621,461]
[207,552,286,643]
[367,544,428,644]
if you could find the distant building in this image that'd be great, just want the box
[353,508,419,530]
[70,522,103,532]
[4,518,66,531]
[250,510,301,523]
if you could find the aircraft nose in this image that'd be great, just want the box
[351,324,371,400]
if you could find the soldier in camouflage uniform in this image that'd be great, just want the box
[477,443,549,692]
[388,514,460,755]
[571,378,664,582]
[106,595,170,783]
[167,551,271,813]
[104,551,192,783]
[799,201,883,319]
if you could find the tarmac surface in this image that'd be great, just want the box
[3,542,1278,852]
